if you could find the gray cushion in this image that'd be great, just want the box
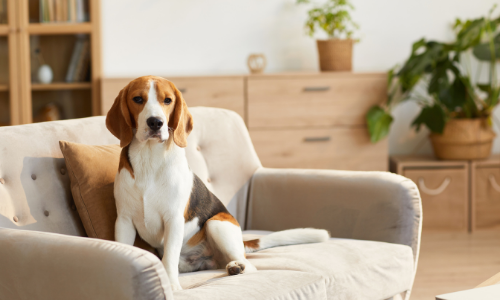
[176,231,414,300]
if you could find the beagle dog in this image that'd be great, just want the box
[106,75,329,291]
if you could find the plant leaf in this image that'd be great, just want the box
[366,106,393,143]
[472,41,500,61]
[477,83,492,94]
[438,77,467,111]
[455,18,485,50]
[412,104,446,134]
[412,38,426,53]
[490,87,500,107]
[398,41,446,92]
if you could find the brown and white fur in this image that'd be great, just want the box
[106,75,329,291]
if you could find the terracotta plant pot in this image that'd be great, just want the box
[316,39,353,71]
[430,118,496,160]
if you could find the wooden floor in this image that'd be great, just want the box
[410,228,500,300]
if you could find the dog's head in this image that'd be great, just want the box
[106,76,193,148]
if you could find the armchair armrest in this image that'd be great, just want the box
[0,228,173,300]
[246,168,422,258]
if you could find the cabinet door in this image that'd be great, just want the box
[473,166,500,229]
[404,168,468,231]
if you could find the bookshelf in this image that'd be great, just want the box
[0,0,101,126]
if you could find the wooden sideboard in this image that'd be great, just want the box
[102,72,388,171]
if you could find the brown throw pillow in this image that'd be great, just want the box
[59,141,157,255]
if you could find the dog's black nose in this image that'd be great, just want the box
[147,117,163,131]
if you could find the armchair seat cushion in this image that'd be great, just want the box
[176,231,414,300]
[176,270,327,300]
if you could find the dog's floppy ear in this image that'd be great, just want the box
[169,83,193,148]
[106,87,134,148]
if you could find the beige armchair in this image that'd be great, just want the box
[0,107,421,300]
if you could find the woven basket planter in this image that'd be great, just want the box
[430,118,496,160]
[316,39,353,71]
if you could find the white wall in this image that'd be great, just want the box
[101,0,500,155]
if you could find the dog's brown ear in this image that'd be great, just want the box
[106,87,134,148]
[169,83,193,148]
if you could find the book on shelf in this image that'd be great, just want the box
[40,0,88,23]
[66,35,90,83]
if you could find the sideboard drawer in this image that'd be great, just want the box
[101,77,245,118]
[247,74,386,129]
[404,168,468,231]
[171,77,245,118]
[249,127,388,171]
[473,166,500,228]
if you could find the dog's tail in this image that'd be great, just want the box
[244,228,329,253]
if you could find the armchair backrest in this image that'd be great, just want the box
[0,107,261,236]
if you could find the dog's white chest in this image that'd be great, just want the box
[114,140,193,248]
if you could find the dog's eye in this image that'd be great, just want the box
[133,97,143,104]
[164,98,172,104]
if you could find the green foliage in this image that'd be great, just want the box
[297,0,359,39]
[473,33,500,61]
[366,106,393,143]
[412,104,447,134]
[366,5,500,143]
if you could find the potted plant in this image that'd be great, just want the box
[297,0,359,71]
[367,7,500,160]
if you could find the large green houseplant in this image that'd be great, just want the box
[367,7,500,159]
[297,0,359,71]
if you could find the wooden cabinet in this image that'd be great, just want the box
[0,0,101,126]
[102,72,388,171]
[471,155,500,230]
[247,72,387,171]
[392,155,500,232]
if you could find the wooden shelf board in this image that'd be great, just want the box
[31,82,92,91]
[0,84,8,92]
[28,23,92,35]
[0,25,8,36]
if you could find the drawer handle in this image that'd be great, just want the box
[179,88,187,93]
[489,175,500,193]
[418,177,451,196]
[303,136,330,142]
[303,86,330,92]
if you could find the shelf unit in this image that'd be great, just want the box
[0,0,101,126]
[28,22,93,35]
[0,0,16,126]
[31,82,92,91]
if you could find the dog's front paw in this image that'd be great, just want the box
[226,260,257,275]
[171,283,183,291]
[226,261,245,275]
